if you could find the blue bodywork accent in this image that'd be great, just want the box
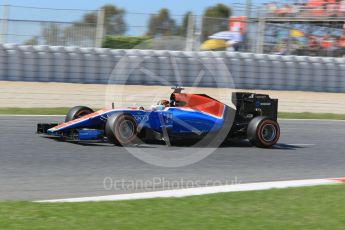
[168,107,224,133]
[48,107,225,139]
[78,129,103,140]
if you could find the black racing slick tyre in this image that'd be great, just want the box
[105,113,138,146]
[247,116,280,148]
[65,106,94,122]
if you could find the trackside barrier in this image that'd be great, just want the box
[0,44,344,92]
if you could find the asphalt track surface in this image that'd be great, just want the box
[0,116,344,200]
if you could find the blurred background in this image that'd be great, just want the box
[1,0,345,111]
[0,0,344,56]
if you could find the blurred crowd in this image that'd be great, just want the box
[265,0,345,17]
[273,33,345,56]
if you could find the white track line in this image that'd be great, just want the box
[36,177,345,203]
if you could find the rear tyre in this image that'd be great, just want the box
[247,116,280,148]
[65,106,94,122]
[105,113,138,146]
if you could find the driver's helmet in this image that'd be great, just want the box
[157,99,170,107]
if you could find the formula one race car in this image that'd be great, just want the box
[37,87,280,148]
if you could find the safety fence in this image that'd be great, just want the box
[0,44,344,93]
[1,4,344,56]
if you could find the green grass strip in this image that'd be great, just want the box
[279,112,345,120]
[0,184,345,229]
[0,108,70,115]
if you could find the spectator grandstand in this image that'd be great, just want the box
[257,0,345,56]
[264,0,345,18]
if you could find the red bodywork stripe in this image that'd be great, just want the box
[174,93,225,117]
[52,109,110,131]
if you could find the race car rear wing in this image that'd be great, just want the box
[232,92,278,121]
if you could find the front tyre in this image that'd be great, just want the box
[65,106,94,122]
[105,113,138,146]
[247,116,280,148]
